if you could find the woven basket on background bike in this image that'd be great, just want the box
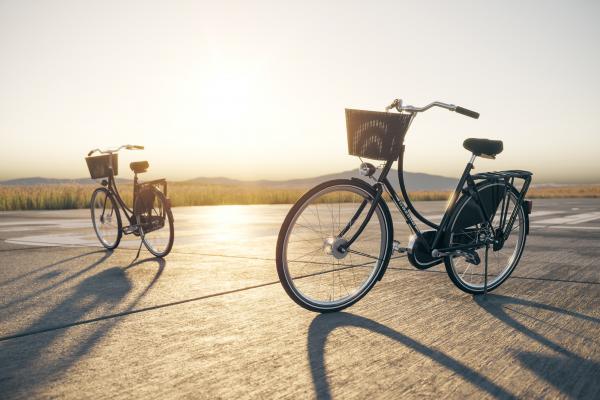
[345,109,412,161]
[85,154,119,179]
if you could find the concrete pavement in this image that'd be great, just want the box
[0,199,599,399]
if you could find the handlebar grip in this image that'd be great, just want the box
[455,106,480,119]
[125,145,144,150]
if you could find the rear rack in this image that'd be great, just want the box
[470,169,533,232]
[139,178,168,197]
[472,170,532,180]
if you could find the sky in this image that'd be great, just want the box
[0,0,599,183]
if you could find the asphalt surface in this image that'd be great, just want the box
[0,198,599,399]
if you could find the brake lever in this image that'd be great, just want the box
[385,99,402,111]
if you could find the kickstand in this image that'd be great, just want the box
[484,244,489,295]
[134,237,144,261]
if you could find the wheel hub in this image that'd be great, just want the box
[323,237,349,259]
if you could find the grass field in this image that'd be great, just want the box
[0,183,598,211]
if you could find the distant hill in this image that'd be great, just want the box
[0,177,130,186]
[186,169,457,191]
[0,170,457,191]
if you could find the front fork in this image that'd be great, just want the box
[338,183,384,253]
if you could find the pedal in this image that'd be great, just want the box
[464,250,481,265]
[122,225,139,235]
[392,240,408,254]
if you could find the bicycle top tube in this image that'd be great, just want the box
[385,99,480,119]
[87,144,144,157]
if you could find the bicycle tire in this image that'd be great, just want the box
[276,179,393,313]
[90,187,122,249]
[135,188,174,258]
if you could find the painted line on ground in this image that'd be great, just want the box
[530,225,600,231]
[535,212,600,225]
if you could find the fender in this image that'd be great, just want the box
[453,179,529,237]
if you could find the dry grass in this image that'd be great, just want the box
[526,185,600,199]
[0,183,598,211]
[0,185,93,211]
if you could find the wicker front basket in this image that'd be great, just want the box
[85,154,118,179]
[345,109,412,161]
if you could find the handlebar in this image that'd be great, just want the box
[386,99,479,119]
[87,144,145,157]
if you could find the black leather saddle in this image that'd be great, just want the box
[130,161,149,174]
[463,138,503,158]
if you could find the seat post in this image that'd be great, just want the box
[469,153,477,166]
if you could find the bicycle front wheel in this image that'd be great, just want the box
[90,187,122,249]
[135,188,174,257]
[276,179,393,313]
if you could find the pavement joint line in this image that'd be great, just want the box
[0,276,598,339]
[501,305,600,346]
[0,245,54,253]
[2,265,597,343]
[386,267,600,285]
[1,240,276,262]
[4,242,599,285]
[0,279,282,343]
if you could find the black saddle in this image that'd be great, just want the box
[463,138,503,158]
[130,161,149,174]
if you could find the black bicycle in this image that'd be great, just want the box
[86,144,174,258]
[276,99,533,312]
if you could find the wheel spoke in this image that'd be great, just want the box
[346,249,381,261]
[281,184,388,309]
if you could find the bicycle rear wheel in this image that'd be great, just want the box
[276,179,393,313]
[90,187,122,249]
[135,188,174,257]
[443,182,527,294]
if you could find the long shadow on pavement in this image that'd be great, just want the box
[307,312,515,400]
[475,294,600,399]
[0,249,108,290]
[1,250,113,311]
[0,253,165,399]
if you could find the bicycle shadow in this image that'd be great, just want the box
[1,250,113,311]
[0,253,166,398]
[0,249,108,290]
[307,312,514,400]
[474,294,600,399]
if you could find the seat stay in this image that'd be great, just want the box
[431,155,477,250]
[502,175,531,240]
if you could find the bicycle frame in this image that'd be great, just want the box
[340,141,532,259]
[99,155,168,228]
